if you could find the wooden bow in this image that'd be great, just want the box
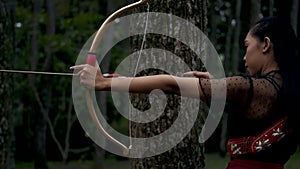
[85,0,149,155]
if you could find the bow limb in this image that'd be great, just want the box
[85,89,130,155]
[86,0,149,155]
[90,0,149,51]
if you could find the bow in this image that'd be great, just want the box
[85,0,149,155]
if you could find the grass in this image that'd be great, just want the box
[285,149,300,169]
[16,149,300,169]
[205,152,229,169]
[205,148,300,169]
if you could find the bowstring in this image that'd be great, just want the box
[129,2,150,150]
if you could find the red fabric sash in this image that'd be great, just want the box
[226,159,283,169]
[227,117,287,157]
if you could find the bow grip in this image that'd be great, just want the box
[86,52,97,66]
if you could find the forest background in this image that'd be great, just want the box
[0,0,299,169]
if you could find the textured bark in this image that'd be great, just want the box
[208,0,218,47]
[250,0,261,25]
[232,0,241,74]
[290,0,299,36]
[224,4,233,74]
[30,0,49,168]
[269,0,274,16]
[130,0,207,168]
[0,0,15,168]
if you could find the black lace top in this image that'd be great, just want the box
[199,71,298,164]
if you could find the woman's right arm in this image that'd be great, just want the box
[70,64,205,99]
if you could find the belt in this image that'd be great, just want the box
[227,117,287,157]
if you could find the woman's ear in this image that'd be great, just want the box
[262,37,271,53]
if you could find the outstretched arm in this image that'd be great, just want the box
[184,71,213,79]
[70,64,204,99]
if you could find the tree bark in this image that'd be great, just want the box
[290,0,299,36]
[250,0,261,25]
[30,0,49,168]
[130,0,207,168]
[269,0,274,16]
[232,0,242,74]
[0,0,15,168]
[224,3,233,74]
[208,0,218,48]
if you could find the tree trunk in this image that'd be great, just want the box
[130,0,207,168]
[30,0,49,168]
[0,0,15,168]
[269,0,274,16]
[208,0,218,49]
[250,0,261,25]
[224,4,233,74]
[290,0,299,36]
[232,0,242,74]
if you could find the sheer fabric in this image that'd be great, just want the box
[199,71,297,164]
[199,71,282,120]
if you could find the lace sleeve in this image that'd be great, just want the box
[199,76,252,106]
[199,74,281,120]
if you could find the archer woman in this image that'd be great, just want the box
[71,16,300,169]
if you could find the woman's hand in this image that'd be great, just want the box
[183,71,213,79]
[70,64,107,90]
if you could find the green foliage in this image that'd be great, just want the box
[13,0,107,162]
[13,0,135,163]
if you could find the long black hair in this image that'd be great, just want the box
[250,16,300,141]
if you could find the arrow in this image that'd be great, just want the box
[0,69,77,76]
[0,69,123,78]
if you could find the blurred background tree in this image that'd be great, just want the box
[0,0,15,168]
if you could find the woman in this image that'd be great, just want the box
[71,16,300,168]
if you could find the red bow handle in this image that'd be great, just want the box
[86,52,122,78]
[86,52,97,67]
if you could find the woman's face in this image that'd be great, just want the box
[243,32,265,75]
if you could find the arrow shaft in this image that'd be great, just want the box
[0,69,77,76]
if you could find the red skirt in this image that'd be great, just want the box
[226,159,284,169]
